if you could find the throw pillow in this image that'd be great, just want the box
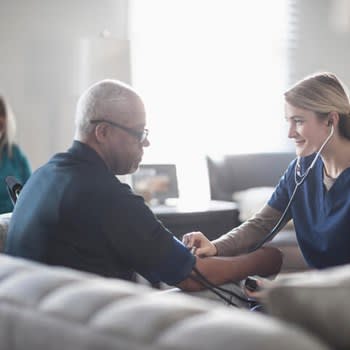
[233,186,294,229]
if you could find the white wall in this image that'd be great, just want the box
[0,0,130,169]
[2,0,350,170]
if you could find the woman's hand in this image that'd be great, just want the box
[182,231,218,257]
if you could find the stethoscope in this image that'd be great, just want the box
[295,124,334,185]
[249,123,335,252]
[190,124,335,307]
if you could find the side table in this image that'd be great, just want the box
[152,200,239,240]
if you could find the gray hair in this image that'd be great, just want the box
[0,96,17,157]
[75,79,140,138]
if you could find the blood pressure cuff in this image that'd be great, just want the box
[138,236,196,286]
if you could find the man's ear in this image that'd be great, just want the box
[94,123,109,143]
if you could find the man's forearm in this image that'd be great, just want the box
[177,246,283,292]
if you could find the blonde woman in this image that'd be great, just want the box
[0,96,31,213]
[184,72,350,276]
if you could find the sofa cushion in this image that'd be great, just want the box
[0,254,330,350]
[265,265,350,350]
[157,309,328,350]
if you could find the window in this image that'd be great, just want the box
[130,0,291,201]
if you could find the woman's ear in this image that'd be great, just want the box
[328,111,339,126]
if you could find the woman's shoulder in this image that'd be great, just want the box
[9,144,27,158]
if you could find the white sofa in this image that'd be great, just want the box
[0,213,348,350]
[0,254,330,350]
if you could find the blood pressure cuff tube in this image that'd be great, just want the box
[139,236,196,285]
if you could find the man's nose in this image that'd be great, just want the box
[142,137,150,147]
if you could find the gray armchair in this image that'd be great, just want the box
[206,152,295,202]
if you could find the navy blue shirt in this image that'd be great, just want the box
[268,154,350,269]
[5,141,195,285]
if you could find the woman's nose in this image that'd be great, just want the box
[288,124,297,139]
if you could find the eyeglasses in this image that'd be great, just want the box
[91,119,149,143]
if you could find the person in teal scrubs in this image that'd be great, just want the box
[0,96,31,213]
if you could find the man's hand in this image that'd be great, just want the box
[182,231,217,257]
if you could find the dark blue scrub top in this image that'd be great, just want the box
[269,154,350,268]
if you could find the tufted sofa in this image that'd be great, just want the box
[6,212,350,349]
[5,214,350,350]
[0,213,342,349]
[0,253,333,350]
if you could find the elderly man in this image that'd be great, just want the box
[5,80,282,291]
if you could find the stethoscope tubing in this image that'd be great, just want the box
[249,125,334,252]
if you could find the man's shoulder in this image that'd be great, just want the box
[29,151,139,207]
[65,167,133,203]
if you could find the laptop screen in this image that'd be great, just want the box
[132,164,179,205]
